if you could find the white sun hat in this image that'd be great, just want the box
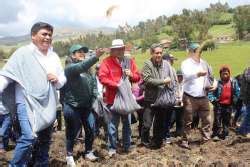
[110,39,125,49]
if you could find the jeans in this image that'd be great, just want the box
[63,103,95,155]
[238,104,250,135]
[107,111,131,150]
[0,113,11,150]
[10,103,53,167]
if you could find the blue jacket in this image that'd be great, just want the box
[208,78,240,106]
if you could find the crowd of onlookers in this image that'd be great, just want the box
[0,22,250,167]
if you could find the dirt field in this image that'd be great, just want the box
[3,125,250,167]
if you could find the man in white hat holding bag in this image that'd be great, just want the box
[99,39,140,156]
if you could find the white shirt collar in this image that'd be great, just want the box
[28,42,53,56]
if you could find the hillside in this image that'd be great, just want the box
[0,26,116,46]
[208,24,235,38]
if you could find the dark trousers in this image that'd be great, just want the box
[95,114,109,142]
[171,107,184,136]
[151,107,168,146]
[63,103,95,155]
[56,107,62,131]
[233,99,243,125]
[212,104,233,138]
[137,110,144,138]
[141,105,155,144]
[141,105,168,147]
[136,100,145,138]
[29,126,53,167]
[164,108,173,139]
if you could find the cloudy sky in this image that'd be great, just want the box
[0,0,249,37]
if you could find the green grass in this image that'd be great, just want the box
[208,24,235,37]
[133,41,250,78]
[156,33,172,41]
[0,45,14,52]
[220,13,233,21]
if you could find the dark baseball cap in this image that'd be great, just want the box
[69,44,89,54]
[162,54,177,61]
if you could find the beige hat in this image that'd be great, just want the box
[110,39,125,49]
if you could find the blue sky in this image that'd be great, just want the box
[0,0,249,37]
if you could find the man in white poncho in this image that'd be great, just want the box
[0,22,66,166]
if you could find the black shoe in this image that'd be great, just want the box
[175,131,183,137]
[220,135,229,140]
[131,141,136,145]
[149,143,161,150]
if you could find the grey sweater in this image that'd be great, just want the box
[142,59,177,103]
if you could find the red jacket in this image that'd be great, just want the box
[99,56,140,104]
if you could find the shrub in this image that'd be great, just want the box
[201,40,216,51]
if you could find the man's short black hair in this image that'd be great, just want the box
[31,22,53,36]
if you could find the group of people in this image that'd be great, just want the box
[0,22,250,167]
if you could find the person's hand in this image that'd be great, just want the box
[197,71,207,77]
[206,79,217,92]
[211,100,217,106]
[95,48,105,58]
[124,69,132,77]
[47,73,58,83]
[164,77,171,85]
[206,86,216,92]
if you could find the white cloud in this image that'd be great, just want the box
[0,0,249,36]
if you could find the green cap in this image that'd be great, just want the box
[69,44,89,54]
[176,69,183,76]
[188,43,200,50]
